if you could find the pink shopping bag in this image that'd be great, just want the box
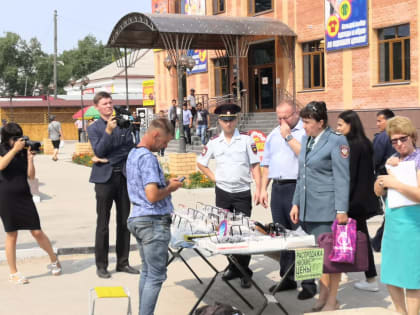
[329,218,357,264]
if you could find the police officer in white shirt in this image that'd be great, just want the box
[197,103,261,289]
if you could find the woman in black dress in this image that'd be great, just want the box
[336,110,379,290]
[0,123,61,284]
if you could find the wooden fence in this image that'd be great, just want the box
[20,123,78,141]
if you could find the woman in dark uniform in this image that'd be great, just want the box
[336,110,379,291]
[0,123,61,284]
[290,101,350,311]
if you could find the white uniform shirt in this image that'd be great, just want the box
[197,129,260,193]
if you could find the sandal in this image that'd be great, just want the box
[9,272,29,284]
[47,260,62,276]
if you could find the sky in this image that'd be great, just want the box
[0,1,152,54]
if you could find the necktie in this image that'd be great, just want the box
[307,137,315,153]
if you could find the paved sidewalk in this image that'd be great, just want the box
[0,141,397,315]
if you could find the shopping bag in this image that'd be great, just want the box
[59,141,64,149]
[318,231,368,273]
[175,128,180,140]
[329,218,357,264]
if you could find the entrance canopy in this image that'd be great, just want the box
[107,13,296,50]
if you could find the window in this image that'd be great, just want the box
[249,0,272,15]
[213,0,225,14]
[378,24,410,82]
[302,40,325,89]
[213,58,229,96]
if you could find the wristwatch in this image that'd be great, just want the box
[285,134,293,142]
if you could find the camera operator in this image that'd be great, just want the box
[87,91,139,279]
[0,123,61,284]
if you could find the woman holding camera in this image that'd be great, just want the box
[0,123,61,284]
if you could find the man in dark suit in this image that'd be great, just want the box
[87,91,139,278]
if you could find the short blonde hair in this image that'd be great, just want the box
[386,116,417,145]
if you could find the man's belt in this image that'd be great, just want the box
[113,166,122,173]
[272,179,296,185]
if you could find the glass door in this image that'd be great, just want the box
[250,65,275,112]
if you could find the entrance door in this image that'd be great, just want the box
[250,65,275,112]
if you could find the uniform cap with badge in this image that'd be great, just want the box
[215,103,241,121]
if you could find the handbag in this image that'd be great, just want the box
[366,196,384,219]
[175,128,180,140]
[318,231,369,273]
[329,218,357,263]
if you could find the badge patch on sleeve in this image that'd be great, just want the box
[251,143,257,155]
[201,146,208,156]
[340,145,349,158]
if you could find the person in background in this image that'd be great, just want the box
[195,102,210,146]
[290,101,350,312]
[260,99,316,299]
[48,115,63,162]
[336,110,379,292]
[374,116,420,315]
[132,111,141,144]
[371,109,396,253]
[75,119,83,142]
[168,99,178,137]
[182,102,192,145]
[87,91,138,279]
[0,123,61,284]
[1,119,8,139]
[126,118,183,315]
[158,110,166,156]
[187,88,197,120]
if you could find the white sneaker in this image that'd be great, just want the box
[354,280,379,292]
[47,260,62,276]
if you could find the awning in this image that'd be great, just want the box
[107,12,296,50]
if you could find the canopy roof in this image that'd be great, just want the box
[107,12,296,50]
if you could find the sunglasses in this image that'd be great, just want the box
[391,135,409,145]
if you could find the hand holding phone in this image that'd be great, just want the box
[178,176,186,182]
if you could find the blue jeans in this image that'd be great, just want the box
[127,215,171,315]
[196,124,207,145]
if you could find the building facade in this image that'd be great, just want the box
[153,0,419,115]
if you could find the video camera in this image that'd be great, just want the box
[114,106,132,129]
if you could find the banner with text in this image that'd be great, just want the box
[184,0,206,15]
[152,0,168,14]
[325,0,368,51]
[187,50,208,74]
[142,80,155,106]
[295,248,324,281]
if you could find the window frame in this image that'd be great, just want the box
[213,0,225,15]
[248,0,273,16]
[213,58,229,96]
[302,40,325,90]
[377,24,410,83]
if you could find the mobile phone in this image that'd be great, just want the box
[179,176,186,182]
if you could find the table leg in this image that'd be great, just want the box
[168,247,203,284]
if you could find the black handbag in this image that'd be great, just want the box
[366,196,384,219]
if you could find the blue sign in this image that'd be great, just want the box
[325,0,368,51]
[187,50,208,74]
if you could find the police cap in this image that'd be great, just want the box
[214,103,241,121]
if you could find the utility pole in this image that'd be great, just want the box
[53,10,58,99]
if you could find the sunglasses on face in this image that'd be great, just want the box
[391,135,409,145]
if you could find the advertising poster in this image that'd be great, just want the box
[247,130,267,163]
[184,0,206,16]
[325,0,368,51]
[142,80,155,106]
[152,0,169,14]
[187,50,208,74]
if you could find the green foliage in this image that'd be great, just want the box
[72,153,93,167]
[0,32,113,96]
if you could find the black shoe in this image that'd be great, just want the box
[97,268,111,279]
[269,279,297,293]
[297,288,316,300]
[116,265,140,274]
[222,269,240,281]
[240,277,252,289]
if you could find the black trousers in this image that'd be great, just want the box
[271,182,316,292]
[215,186,252,276]
[183,125,191,144]
[170,120,176,137]
[355,218,378,278]
[77,128,82,142]
[94,171,131,270]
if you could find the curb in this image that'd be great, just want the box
[0,245,138,263]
